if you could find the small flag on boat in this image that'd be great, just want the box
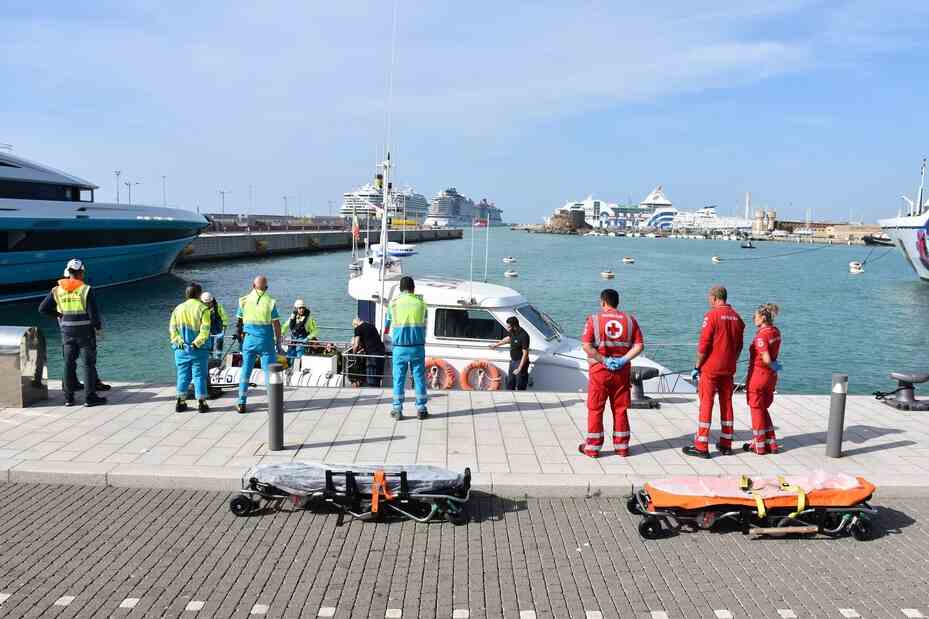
[352,215,360,240]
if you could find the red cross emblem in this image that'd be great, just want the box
[604,319,623,339]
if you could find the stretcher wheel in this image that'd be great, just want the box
[445,502,469,526]
[229,494,256,517]
[638,517,664,540]
[850,516,875,541]
[626,495,642,515]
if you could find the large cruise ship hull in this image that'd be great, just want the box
[879,213,929,281]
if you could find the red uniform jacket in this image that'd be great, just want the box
[747,324,781,386]
[582,309,643,365]
[697,303,744,376]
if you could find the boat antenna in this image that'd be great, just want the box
[378,0,400,335]
[918,158,927,216]
[482,211,490,282]
[468,217,476,301]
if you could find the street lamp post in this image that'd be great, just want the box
[124,181,140,205]
[114,170,122,204]
[218,190,229,215]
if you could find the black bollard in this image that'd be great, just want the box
[268,363,284,451]
[826,373,848,458]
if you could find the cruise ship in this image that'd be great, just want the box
[340,182,429,225]
[0,150,208,303]
[879,159,929,282]
[423,188,504,227]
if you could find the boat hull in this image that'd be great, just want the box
[879,213,929,281]
[0,236,197,303]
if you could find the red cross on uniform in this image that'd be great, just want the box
[604,319,623,339]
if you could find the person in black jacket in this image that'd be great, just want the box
[38,259,108,407]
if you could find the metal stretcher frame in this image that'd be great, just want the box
[626,482,879,541]
[230,466,472,526]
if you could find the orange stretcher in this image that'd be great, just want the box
[628,471,878,541]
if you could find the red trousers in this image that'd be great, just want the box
[584,364,631,456]
[747,375,778,454]
[694,373,734,451]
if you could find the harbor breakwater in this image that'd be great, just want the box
[178,228,463,263]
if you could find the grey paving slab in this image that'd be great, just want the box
[2,383,929,495]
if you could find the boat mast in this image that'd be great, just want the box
[378,153,392,334]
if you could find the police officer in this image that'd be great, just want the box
[684,285,745,458]
[579,288,644,457]
[236,276,282,414]
[170,283,211,413]
[385,276,428,420]
[38,259,107,407]
[282,299,319,359]
[200,291,228,358]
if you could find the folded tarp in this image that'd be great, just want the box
[646,471,875,511]
[244,462,467,496]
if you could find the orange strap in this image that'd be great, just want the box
[371,470,395,513]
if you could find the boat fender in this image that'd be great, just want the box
[425,357,456,390]
[460,360,503,391]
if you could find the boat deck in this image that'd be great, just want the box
[0,384,926,496]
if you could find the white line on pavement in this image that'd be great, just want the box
[385,610,402,618]
[54,596,75,606]
[251,604,268,615]
[650,612,669,619]
[0,594,9,605]
[585,612,603,619]
[452,611,469,619]
[119,598,139,609]
[318,608,336,618]
[714,611,733,619]
[840,611,861,618]
[902,611,925,619]
[519,612,537,619]
[186,601,205,612]
[777,611,797,618]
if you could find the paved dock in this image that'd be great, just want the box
[1,384,926,495]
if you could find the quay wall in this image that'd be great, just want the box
[178,228,463,264]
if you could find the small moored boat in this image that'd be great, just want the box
[849,261,864,274]
[600,270,615,279]
[622,257,635,264]
[502,256,517,264]
[504,270,519,278]
[711,256,722,263]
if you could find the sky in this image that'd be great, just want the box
[4,1,929,223]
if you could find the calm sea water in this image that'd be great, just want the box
[1,229,923,394]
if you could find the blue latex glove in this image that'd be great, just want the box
[604,357,628,372]
[769,360,783,373]
[691,368,700,382]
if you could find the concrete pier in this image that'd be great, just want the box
[178,227,463,264]
[1,383,926,496]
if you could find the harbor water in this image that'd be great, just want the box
[0,229,922,395]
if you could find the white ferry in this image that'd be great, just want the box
[879,159,929,282]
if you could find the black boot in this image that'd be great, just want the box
[94,381,112,391]
[175,398,188,413]
[84,394,107,407]
[64,393,76,407]
[682,445,710,459]
[197,399,210,413]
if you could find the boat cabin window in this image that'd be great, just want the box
[0,180,90,202]
[516,304,557,340]
[434,308,507,341]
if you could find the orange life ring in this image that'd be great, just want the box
[425,357,456,390]
[460,360,503,391]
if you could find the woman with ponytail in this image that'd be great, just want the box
[744,303,782,455]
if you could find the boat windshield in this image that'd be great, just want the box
[516,304,558,341]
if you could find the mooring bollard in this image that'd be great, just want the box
[268,363,284,452]
[826,373,848,458]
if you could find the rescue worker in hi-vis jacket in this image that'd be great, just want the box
[578,288,644,458]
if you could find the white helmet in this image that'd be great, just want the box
[200,292,214,304]
[66,258,85,272]
[293,299,307,309]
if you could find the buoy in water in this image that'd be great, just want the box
[504,270,519,278]
[711,256,722,263]
[849,261,864,274]
[600,270,615,279]
[622,257,635,264]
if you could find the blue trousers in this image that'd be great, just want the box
[391,345,428,410]
[175,346,208,400]
[239,334,276,404]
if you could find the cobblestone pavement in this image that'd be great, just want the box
[0,483,927,618]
